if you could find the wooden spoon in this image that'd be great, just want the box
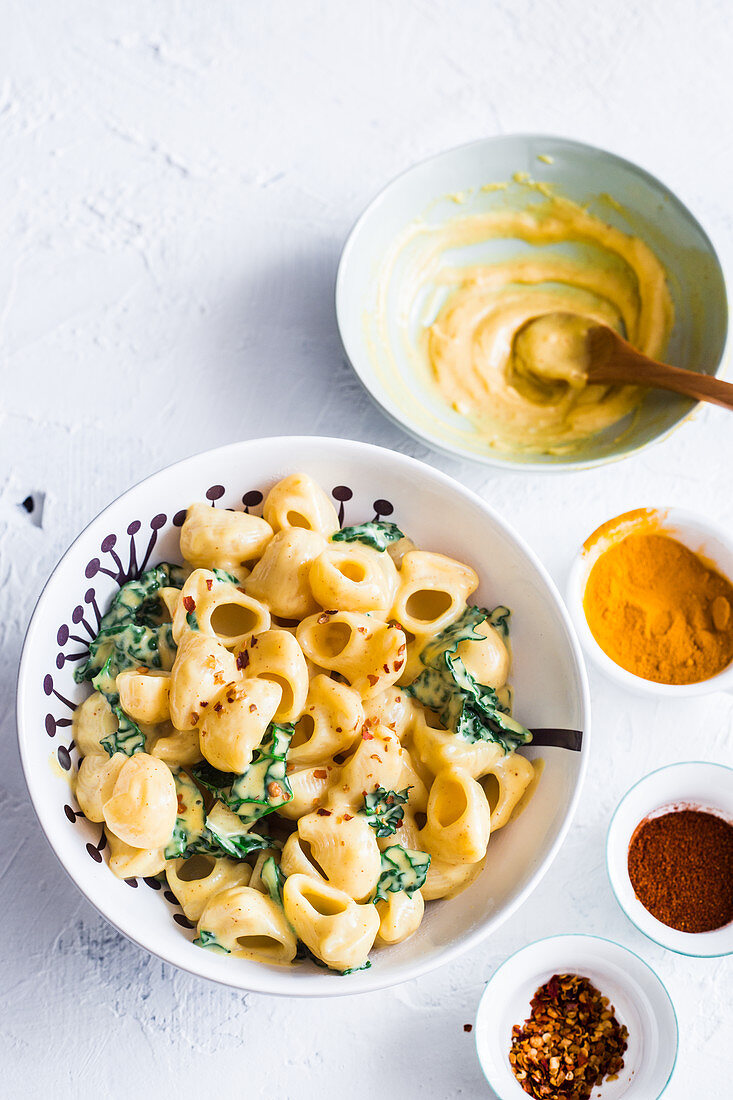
[517,312,733,411]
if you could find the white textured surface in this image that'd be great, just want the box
[2,2,731,1097]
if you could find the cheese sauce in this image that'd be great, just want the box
[373,186,674,455]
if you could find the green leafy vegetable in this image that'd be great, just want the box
[165,770,206,859]
[487,604,511,639]
[360,786,411,837]
[193,929,231,954]
[201,803,275,859]
[331,521,404,552]
[407,604,532,755]
[373,845,430,902]
[260,856,285,906]
[213,568,240,585]
[193,724,294,826]
[74,563,186,757]
[294,941,372,976]
[165,773,273,861]
[341,961,372,975]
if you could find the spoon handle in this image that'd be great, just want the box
[588,327,733,411]
[628,360,733,410]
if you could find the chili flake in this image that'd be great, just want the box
[509,974,628,1100]
[182,596,196,613]
[236,650,250,670]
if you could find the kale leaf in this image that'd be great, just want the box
[331,521,404,553]
[360,786,411,837]
[74,563,186,757]
[407,604,532,755]
[260,856,285,906]
[165,771,274,861]
[373,845,431,902]
[193,929,231,954]
[193,724,294,826]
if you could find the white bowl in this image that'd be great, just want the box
[607,762,733,957]
[17,436,590,996]
[566,507,733,697]
[475,934,678,1099]
[335,134,728,471]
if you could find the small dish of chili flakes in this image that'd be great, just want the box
[474,934,677,1099]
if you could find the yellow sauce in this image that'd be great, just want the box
[373,186,675,456]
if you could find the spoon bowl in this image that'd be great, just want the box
[517,311,733,412]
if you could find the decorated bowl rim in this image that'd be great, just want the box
[16,435,591,996]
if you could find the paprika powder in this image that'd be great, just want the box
[627,808,733,933]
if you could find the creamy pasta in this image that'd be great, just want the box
[72,473,536,974]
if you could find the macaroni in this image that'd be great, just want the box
[72,472,536,974]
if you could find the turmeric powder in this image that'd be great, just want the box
[583,533,733,684]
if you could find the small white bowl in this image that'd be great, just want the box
[566,507,733,697]
[475,934,678,1099]
[336,134,728,471]
[607,761,733,957]
[17,436,590,997]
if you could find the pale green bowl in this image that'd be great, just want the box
[336,134,729,470]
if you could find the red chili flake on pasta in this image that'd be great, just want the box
[213,702,223,713]
[393,659,404,671]
[383,663,390,673]
[237,586,247,594]
[236,650,250,670]
[343,813,353,821]
[357,626,368,635]
[213,671,225,684]
[367,674,379,687]
[398,644,407,655]
[182,596,196,613]
[267,781,285,799]
[200,700,208,708]
[250,636,258,648]
[249,703,257,713]
[206,579,213,591]
[314,769,328,779]
[463,1024,473,1033]
[335,726,342,733]
[362,730,374,740]
[190,712,199,727]
[370,754,382,762]
[177,795,186,814]
[316,808,332,817]
[317,612,332,624]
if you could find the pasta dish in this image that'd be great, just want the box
[72,473,536,974]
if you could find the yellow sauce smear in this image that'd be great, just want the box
[584,533,733,684]
[379,186,675,456]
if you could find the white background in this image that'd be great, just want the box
[2,2,732,1097]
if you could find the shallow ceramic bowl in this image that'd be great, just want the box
[336,134,728,470]
[475,934,678,1098]
[17,437,590,996]
[566,507,733,697]
[607,762,733,957]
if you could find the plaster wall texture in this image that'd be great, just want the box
[1,2,731,1097]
